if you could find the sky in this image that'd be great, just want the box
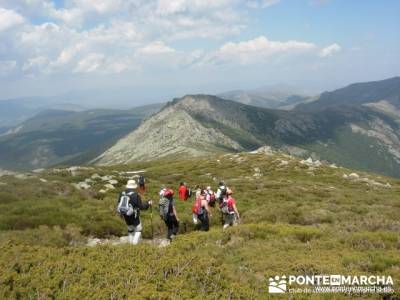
[0,0,399,103]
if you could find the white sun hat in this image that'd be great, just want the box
[126,180,138,189]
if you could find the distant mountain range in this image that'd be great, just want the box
[0,88,166,129]
[1,77,400,178]
[0,104,162,170]
[0,97,86,129]
[96,77,400,178]
[296,77,400,111]
[218,84,313,110]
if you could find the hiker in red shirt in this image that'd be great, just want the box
[220,188,240,229]
[178,182,189,201]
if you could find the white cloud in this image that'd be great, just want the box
[156,0,233,15]
[0,8,24,31]
[138,41,175,55]
[71,0,124,14]
[319,43,341,57]
[0,0,340,80]
[74,53,105,73]
[209,36,316,65]
[53,43,86,66]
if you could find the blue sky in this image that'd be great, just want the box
[0,0,399,102]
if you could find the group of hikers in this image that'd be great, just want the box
[116,176,240,245]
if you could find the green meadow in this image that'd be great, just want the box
[0,152,399,299]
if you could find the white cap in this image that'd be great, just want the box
[126,180,138,189]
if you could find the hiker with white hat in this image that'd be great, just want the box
[116,179,152,245]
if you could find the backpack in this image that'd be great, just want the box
[138,175,145,186]
[159,197,169,220]
[192,197,204,216]
[220,186,227,197]
[209,191,216,202]
[117,192,137,217]
[159,192,174,221]
[220,198,230,214]
[208,192,216,207]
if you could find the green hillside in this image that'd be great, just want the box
[0,152,399,299]
[0,104,162,171]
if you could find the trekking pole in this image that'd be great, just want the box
[150,201,154,240]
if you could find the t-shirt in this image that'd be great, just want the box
[227,196,236,214]
[167,198,176,216]
[178,185,188,201]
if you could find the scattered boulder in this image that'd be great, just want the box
[253,167,262,178]
[101,175,114,181]
[67,166,80,176]
[249,146,274,155]
[74,182,91,190]
[348,173,360,180]
[300,157,322,167]
[39,178,48,183]
[278,160,289,167]
[91,173,101,180]
[98,189,107,194]
[108,179,118,185]
[361,178,392,188]
[87,238,103,247]
[343,173,391,188]
[104,183,115,190]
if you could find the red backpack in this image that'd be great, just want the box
[209,192,216,202]
[192,197,202,215]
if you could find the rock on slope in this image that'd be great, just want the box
[95,96,243,165]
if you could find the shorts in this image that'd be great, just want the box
[223,213,237,227]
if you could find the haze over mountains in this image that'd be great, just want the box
[1,77,400,178]
[218,84,313,110]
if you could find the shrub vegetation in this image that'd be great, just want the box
[0,152,399,299]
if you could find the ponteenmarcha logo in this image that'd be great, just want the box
[268,274,394,294]
[268,275,287,293]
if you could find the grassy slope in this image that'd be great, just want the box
[0,153,399,299]
[305,126,400,178]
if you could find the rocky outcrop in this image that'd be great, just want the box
[95,98,243,165]
[351,118,400,164]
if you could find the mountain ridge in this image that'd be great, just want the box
[96,84,400,178]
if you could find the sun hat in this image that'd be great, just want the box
[126,179,138,189]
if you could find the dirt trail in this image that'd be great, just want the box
[86,236,170,248]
